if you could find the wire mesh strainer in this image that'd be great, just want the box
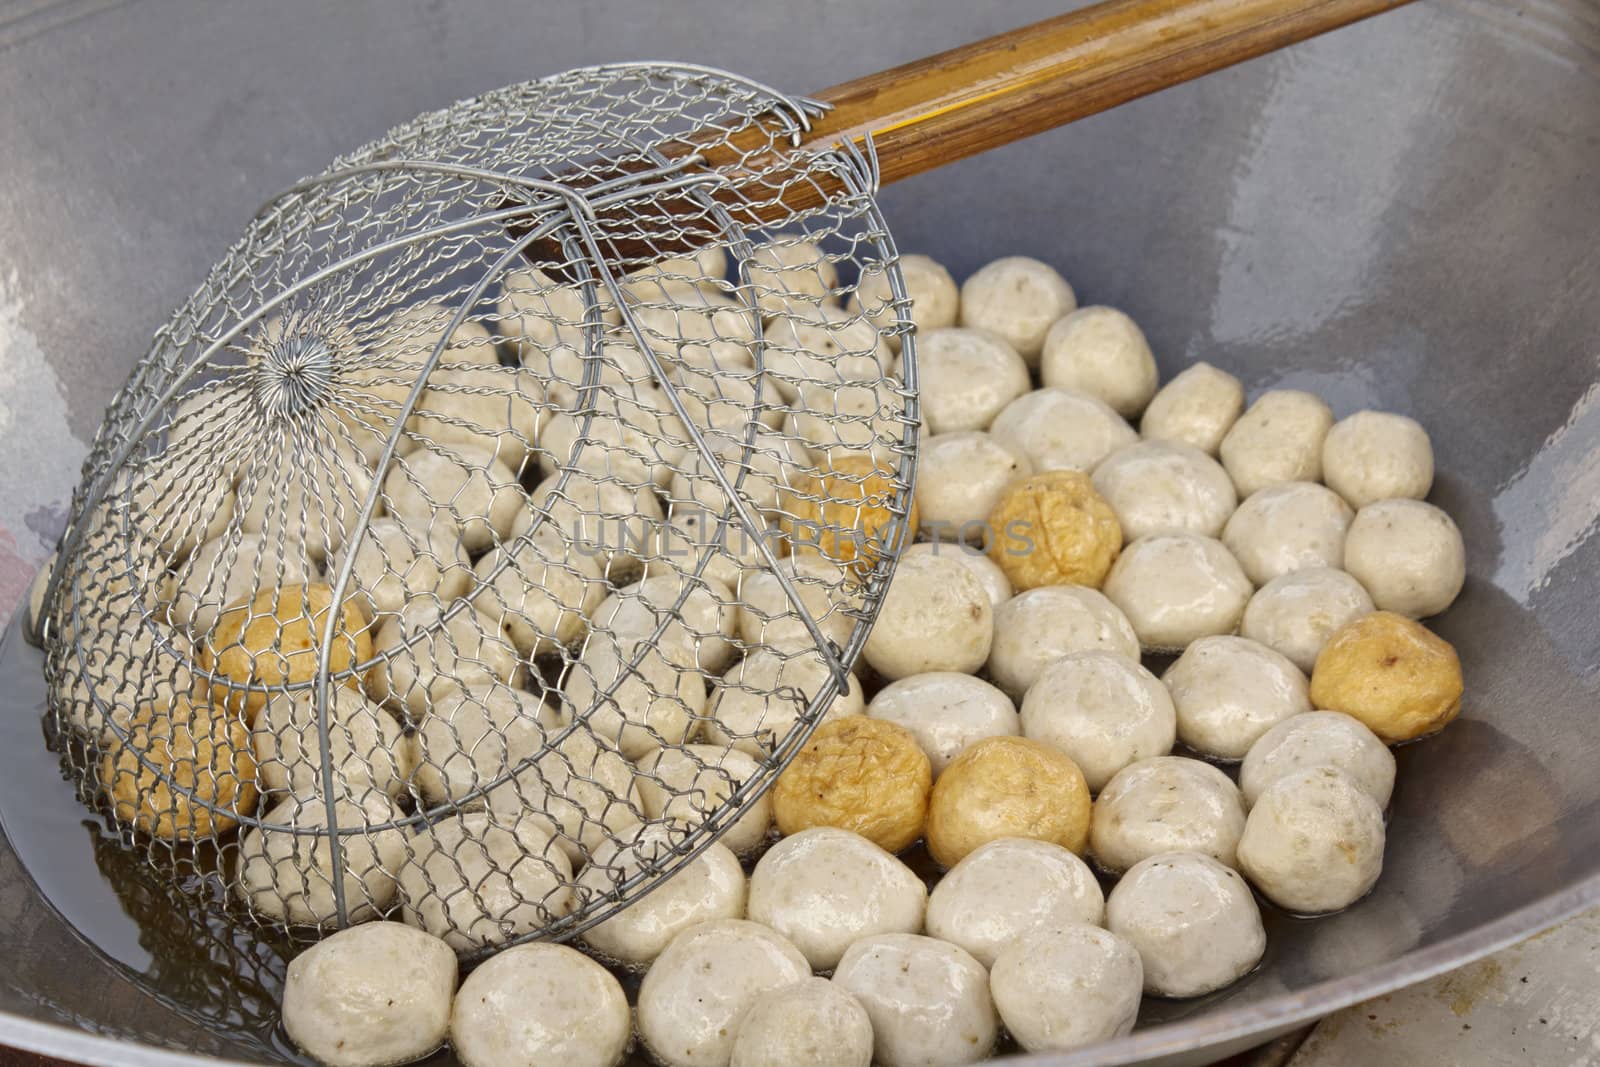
[32,62,920,957]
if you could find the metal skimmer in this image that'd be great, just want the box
[29,62,918,958]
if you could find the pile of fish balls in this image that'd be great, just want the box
[680,248,1460,1065]
[45,238,1471,1067]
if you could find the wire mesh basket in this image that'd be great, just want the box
[32,61,919,957]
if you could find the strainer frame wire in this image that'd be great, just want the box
[36,60,921,949]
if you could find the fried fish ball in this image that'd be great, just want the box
[365,598,521,719]
[763,304,889,395]
[635,744,773,857]
[1308,611,1463,742]
[1223,482,1354,586]
[925,837,1104,968]
[1322,410,1434,508]
[916,431,1032,539]
[621,244,730,300]
[1240,567,1375,674]
[959,255,1076,365]
[237,445,374,563]
[202,582,372,720]
[164,385,250,489]
[903,541,1013,607]
[101,694,257,841]
[772,716,931,854]
[668,363,787,435]
[985,469,1123,592]
[737,555,861,654]
[537,383,686,489]
[450,943,630,1067]
[53,612,197,744]
[1102,534,1253,653]
[323,516,470,625]
[914,327,1031,434]
[867,672,1019,775]
[645,510,776,594]
[1040,306,1159,418]
[639,920,811,1067]
[409,685,548,806]
[785,378,914,468]
[926,736,1091,867]
[251,684,409,800]
[851,253,960,349]
[398,810,574,952]
[990,387,1138,473]
[749,234,841,318]
[990,924,1144,1052]
[668,423,809,517]
[1219,389,1335,497]
[1139,361,1245,455]
[498,266,620,354]
[1162,635,1311,760]
[833,934,998,1067]
[1090,757,1246,874]
[1090,440,1238,540]
[1342,499,1466,618]
[987,585,1140,700]
[748,827,927,969]
[282,922,457,1067]
[863,552,993,681]
[127,457,238,564]
[1239,710,1395,809]
[236,793,408,926]
[487,723,643,866]
[731,978,874,1067]
[578,824,746,968]
[593,573,739,672]
[381,445,526,555]
[557,631,706,759]
[1237,766,1386,914]
[59,499,177,608]
[629,293,761,374]
[704,649,865,757]
[781,453,914,571]
[405,363,546,473]
[1020,651,1176,792]
[468,528,606,657]
[525,340,655,411]
[1105,852,1265,998]
[523,470,664,580]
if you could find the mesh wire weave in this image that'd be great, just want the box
[34,61,919,957]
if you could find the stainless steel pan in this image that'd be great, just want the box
[0,1,1596,1064]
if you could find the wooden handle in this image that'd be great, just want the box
[796,0,1412,189]
[536,0,1412,268]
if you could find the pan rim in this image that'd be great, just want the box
[0,872,1594,1066]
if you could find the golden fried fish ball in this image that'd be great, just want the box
[781,454,916,572]
[925,736,1091,868]
[201,582,372,721]
[1309,611,1463,743]
[100,693,258,841]
[985,469,1122,591]
[772,716,931,854]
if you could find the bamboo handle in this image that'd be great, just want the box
[539,0,1412,267]
[795,0,1412,189]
